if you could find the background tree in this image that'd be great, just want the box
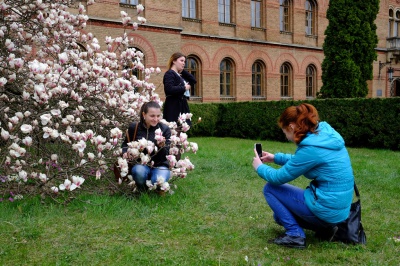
[320,0,379,98]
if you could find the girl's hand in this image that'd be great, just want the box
[260,151,275,163]
[252,149,263,171]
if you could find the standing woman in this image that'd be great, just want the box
[122,101,171,190]
[163,52,196,126]
[252,103,354,249]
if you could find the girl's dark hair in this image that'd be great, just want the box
[278,103,319,144]
[167,52,186,69]
[139,101,161,124]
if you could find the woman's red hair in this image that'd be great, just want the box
[278,103,319,144]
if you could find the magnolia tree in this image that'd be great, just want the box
[0,0,198,201]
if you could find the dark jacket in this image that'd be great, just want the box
[121,122,171,167]
[163,69,196,125]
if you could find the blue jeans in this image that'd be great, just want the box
[131,165,171,188]
[263,183,334,238]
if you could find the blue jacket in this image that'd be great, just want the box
[256,122,354,223]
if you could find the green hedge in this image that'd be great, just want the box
[189,98,400,150]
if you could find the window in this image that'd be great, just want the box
[305,0,316,36]
[396,10,400,37]
[251,0,261,28]
[280,0,291,32]
[218,0,231,23]
[120,0,139,5]
[185,56,200,97]
[280,63,292,98]
[252,61,264,98]
[389,9,394,37]
[220,58,234,96]
[306,65,316,98]
[182,0,196,19]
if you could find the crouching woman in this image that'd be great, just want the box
[252,103,354,249]
[122,101,171,190]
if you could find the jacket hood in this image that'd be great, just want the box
[299,121,344,150]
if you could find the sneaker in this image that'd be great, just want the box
[273,234,306,249]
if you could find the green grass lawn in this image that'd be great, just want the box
[1,137,399,265]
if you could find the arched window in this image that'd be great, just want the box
[280,63,292,99]
[305,0,316,36]
[252,61,265,99]
[220,58,234,98]
[389,9,394,37]
[280,0,292,32]
[306,65,316,99]
[185,55,201,99]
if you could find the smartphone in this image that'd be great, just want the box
[254,143,262,158]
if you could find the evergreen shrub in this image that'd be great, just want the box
[189,98,400,150]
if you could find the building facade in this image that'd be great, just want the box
[73,0,400,102]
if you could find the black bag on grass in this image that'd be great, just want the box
[334,184,367,245]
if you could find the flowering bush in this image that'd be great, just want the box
[0,0,198,200]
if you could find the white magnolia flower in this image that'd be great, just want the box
[160,181,170,191]
[59,179,77,191]
[51,154,58,161]
[40,114,52,125]
[96,170,101,180]
[15,112,23,119]
[50,109,61,117]
[22,91,30,101]
[87,152,95,161]
[1,128,10,140]
[140,153,151,165]
[58,52,68,64]
[18,170,28,182]
[39,173,47,183]
[58,101,69,109]
[0,77,7,86]
[20,124,33,134]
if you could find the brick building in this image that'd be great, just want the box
[72,0,400,102]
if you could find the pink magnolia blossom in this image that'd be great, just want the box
[73,140,87,153]
[22,136,33,146]
[137,16,146,24]
[1,129,10,140]
[59,179,77,191]
[137,4,144,14]
[72,176,85,187]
